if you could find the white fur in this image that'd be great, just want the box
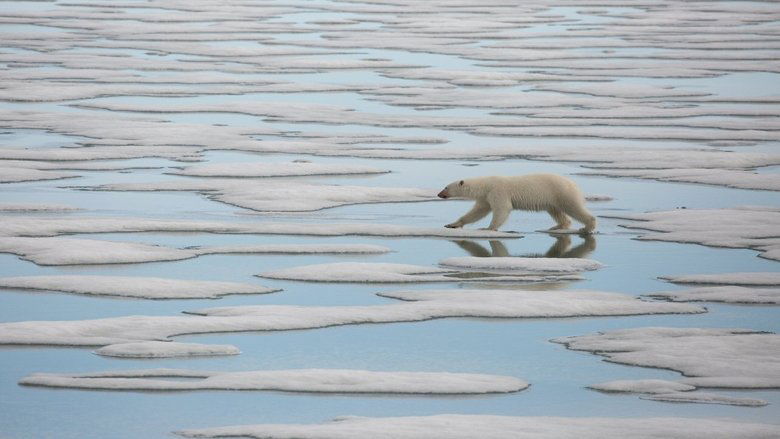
[438,174,596,232]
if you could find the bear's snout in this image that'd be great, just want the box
[437,189,449,199]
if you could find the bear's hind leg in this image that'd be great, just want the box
[547,208,571,230]
[565,203,596,233]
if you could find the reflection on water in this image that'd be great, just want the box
[453,235,596,259]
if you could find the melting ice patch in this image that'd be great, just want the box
[0,216,520,239]
[20,368,528,394]
[642,392,768,407]
[588,379,695,395]
[0,166,77,183]
[0,236,390,266]
[0,203,80,212]
[257,260,598,283]
[660,272,780,286]
[588,379,766,407]
[94,341,240,358]
[0,290,702,348]
[259,262,460,283]
[608,206,780,261]
[439,257,603,273]
[0,236,193,266]
[0,275,279,300]
[173,415,780,439]
[647,286,780,305]
[168,162,389,178]
[553,327,780,406]
[581,168,780,191]
[649,272,780,304]
[80,180,437,212]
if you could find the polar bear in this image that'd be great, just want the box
[437,173,596,233]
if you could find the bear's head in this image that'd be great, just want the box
[438,180,465,199]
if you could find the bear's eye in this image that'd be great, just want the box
[459,180,464,186]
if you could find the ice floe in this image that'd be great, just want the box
[257,260,596,283]
[94,341,240,358]
[0,290,702,347]
[173,415,780,439]
[0,216,520,239]
[79,180,436,212]
[642,392,768,407]
[647,286,780,305]
[588,379,695,394]
[259,262,495,283]
[0,203,80,212]
[608,207,780,261]
[20,368,528,394]
[553,327,780,390]
[0,236,390,266]
[168,162,389,178]
[581,168,780,191]
[0,276,278,300]
[0,166,77,183]
[660,272,780,286]
[588,379,765,407]
[0,236,194,265]
[439,257,603,274]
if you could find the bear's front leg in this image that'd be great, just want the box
[446,200,490,228]
[486,198,512,231]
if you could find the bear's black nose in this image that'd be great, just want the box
[437,190,448,199]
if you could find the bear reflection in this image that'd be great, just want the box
[453,234,595,259]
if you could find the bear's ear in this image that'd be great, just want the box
[459,180,464,186]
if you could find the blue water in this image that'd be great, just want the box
[1,1,779,438]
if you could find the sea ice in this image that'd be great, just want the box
[588,379,695,394]
[0,236,391,266]
[660,272,780,286]
[0,275,279,299]
[0,216,520,239]
[173,414,780,439]
[646,286,780,305]
[20,368,528,394]
[641,392,768,407]
[259,262,478,283]
[79,180,437,212]
[580,168,780,191]
[257,261,589,283]
[439,257,603,273]
[588,379,766,406]
[168,162,389,178]
[0,166,77,183]
[0,290,702,347]
[608,207,780,261]
[0,203,80,212]
[94,341,240,358]
[553,327,780,389]
[0,236,195,266]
